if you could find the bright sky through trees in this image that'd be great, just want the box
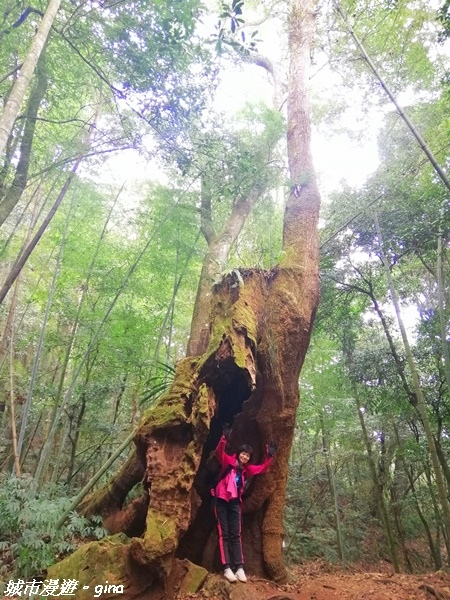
[96,62,380,203]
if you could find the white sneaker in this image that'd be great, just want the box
[235,568,247,582]
[224,568,237,582]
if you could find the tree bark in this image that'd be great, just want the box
[186,180,265,357]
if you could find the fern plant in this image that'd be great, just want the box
[0,474,106,578]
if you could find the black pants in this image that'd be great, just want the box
[214,498,243,568]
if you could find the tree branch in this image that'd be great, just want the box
[0,64,23,86]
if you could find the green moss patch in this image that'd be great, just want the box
[46,533,154,600]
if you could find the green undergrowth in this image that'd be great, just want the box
[0,474,107,579]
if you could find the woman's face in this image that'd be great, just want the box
[238,451,250,465]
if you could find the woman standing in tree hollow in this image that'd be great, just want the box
[212,425,277,583]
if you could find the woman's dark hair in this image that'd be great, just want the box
[238,444,253,459]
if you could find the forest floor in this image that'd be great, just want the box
[178,560,450,600]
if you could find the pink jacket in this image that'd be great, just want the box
[214,435,273,502]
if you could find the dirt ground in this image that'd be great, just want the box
[178,561,450,600]
[1,560,449,599]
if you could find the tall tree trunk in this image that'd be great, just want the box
[0,0,61,159]
[434,437,450,490]
[50,415,71,484]
[388,465,412,573]
[54,1,320,596]
[111,374,128,428]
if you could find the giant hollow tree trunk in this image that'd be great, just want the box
[52,1,320,598]
[55,263,318,598]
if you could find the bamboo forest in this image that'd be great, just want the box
[1,0,450,598]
